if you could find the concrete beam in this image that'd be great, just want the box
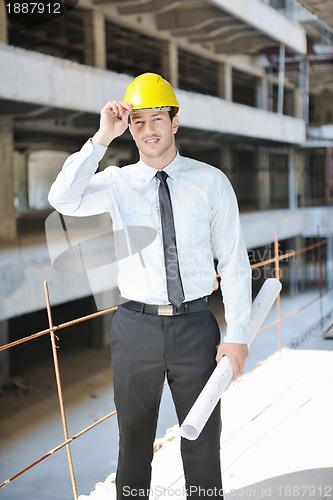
[157,7,219,30]
[93,0,135,3]
[208,0,307,54]
[0,44,133,113]
[188,23,248,44]
[0,237,93,322]
[0,45,306,144]
[297,0,333,31]
[241,207,333,249]
[215,34,272,54]
[178,89,306,145]
[307,125,333,141]
[170,19,217,38]
[118,0,181,15]
[15,118,96,137]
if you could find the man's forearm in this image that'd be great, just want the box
[48,139,108,216]
[92,130,117,147]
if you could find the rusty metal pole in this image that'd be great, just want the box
[43,281,78,500]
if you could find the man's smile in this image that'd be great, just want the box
[144,137,160,144]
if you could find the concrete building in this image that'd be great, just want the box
[1,0,333,387]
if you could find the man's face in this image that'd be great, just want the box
[129,110,179,165]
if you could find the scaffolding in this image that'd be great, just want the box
[0,233,332,498]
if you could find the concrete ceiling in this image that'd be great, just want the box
[297,0,333,31]
[93,0,298,56]
[290,1,333,94]
[4,0,333,153]
[92,0,333,94]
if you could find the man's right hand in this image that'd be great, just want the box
[92,101,133,147]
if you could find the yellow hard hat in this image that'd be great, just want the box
[123,73,179,114]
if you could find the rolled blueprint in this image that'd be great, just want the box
[180,278,282,441]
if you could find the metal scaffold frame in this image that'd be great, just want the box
[0,233,332,497]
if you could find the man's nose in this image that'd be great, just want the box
[143,121,155,135]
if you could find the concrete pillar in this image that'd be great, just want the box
[257,146,270,210]
[296,150,305,208]
[288,147,298,210]
[0,320,10,389]
[294,88,303,119]
[14,151,29,212]
[0,118,16,241]
[327,236,333,291]
[221,146,233,178]
[218,62,232,101]
[288,235,302,296]
[83,11,93,67]
[84,9,106,69]
[0,1,8,43]
[277,44,285,115]
[301,58,310,124]
[299,235,307,292]
[162,41,178,89]
[256,75,269,111]
[93,10,106,69]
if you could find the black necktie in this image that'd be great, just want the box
[156,170,185,308]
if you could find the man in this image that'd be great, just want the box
[48,73,252,499]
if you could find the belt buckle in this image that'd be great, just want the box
[157,304,174,316]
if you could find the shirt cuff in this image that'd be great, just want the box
[223,327,248,345]
[87,138,108,155]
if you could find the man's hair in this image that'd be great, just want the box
[168,107,178,121]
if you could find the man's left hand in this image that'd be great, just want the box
[215,342,248,380]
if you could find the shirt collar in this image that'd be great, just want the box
[136,151,185,183]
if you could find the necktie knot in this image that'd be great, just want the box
[156,170,168,182]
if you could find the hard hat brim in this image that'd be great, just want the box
[131,106,173,114]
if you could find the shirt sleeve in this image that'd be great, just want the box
[211,172,252,344]
[48,139,112,216]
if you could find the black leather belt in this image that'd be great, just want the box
[119,296,209,316]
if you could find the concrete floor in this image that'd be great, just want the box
[0,287,333,499]
[144,339,333,500]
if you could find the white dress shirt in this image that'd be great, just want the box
[48,139,252,343]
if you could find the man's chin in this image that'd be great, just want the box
[141,148,163,158]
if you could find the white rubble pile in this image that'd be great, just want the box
[78,426,180,500]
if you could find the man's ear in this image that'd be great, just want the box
[172,115,179,134]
